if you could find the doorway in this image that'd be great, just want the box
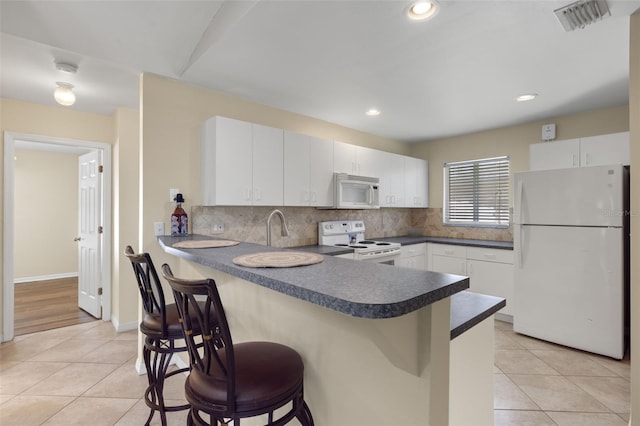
[3,132,112,342]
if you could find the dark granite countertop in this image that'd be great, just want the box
[159,235,469,320]
[450,291,506,340]
[292,236,513,255]
[374,236,513,250]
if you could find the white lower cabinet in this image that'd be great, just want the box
[428,243,513,317]
[396,243,427,270]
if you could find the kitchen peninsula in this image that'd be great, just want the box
[159,235,498,425]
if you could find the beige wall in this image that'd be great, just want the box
[14,149,78,279]
[629,10,639,426]
[410,104,630,208]
[1,98,140,336]
[112,107,141,329]
[139,74,407,270]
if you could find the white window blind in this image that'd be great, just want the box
[444,156,510,227]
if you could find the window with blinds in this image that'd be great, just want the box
[444,156,510,227]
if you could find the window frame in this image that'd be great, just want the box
[443,156,510,228]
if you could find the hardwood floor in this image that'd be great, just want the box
[14,277,97,336]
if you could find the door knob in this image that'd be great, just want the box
[74,237,82,242]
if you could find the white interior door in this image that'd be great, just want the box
[78,150,102,318]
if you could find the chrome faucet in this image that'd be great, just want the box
[266,209,290,246]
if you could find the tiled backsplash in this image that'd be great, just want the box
[191,206,512,247]
[410,208,513,242]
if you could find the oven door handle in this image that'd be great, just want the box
[358,249,401,259]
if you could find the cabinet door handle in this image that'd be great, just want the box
[444,249,454,255]
[484,253,497,260]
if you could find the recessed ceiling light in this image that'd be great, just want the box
[407,1,440,21]
[516,93,538,102]
[366,108,381,116]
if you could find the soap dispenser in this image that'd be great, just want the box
[171,193,188,236]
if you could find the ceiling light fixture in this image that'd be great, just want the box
[54,82,76,106]
[516,93,538,102]
[407,0,440,21]
[366,108,381,116]
[554,0,610,31]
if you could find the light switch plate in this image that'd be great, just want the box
[169,188,180,202]
[154,222,165,236]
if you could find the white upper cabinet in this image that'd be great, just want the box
[333,141,358,174]
[252,124,284,205]
[405,157,429,208]
[530,138,580,171]
[530,132,629,171]
[284,131,333,206]
[201,116,283,206]
[202,116,429,208]
[333,141,379,177]
[378,151,405,207]
[579,132,630,167]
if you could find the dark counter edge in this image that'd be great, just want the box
[293,236,513,255]
[450,292,506,340]
[377,236,514,250]
[158,237,469,320]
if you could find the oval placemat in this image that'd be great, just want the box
[173,240,240,249]
[232,251,324,268]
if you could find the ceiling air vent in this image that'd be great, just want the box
[554,0,610,31]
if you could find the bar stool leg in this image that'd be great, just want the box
[143,337,190,426]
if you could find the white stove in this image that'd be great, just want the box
[318,220,401,264]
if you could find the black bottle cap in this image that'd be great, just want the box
[174,193,185,203]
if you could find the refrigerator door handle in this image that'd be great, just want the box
[518,226,524,268]
[515,179,524,224]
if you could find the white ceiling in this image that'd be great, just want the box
[1,0,639,143]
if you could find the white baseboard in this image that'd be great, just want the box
[135,354,190,376]
[495,312,513,323]
[14,272,78,284]
[111,317,138,333]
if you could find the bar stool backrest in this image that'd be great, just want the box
[124,245,168,337]
[161,264,236,416]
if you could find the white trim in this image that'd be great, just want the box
[111,317,138,333]
[3,131,112,342]
[3,133,15,342]
[134,354,188,376]
[14,272,78,284]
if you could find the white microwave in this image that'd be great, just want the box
[333,173,380,209]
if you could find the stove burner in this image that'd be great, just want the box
[375,242,391,246]
[350,245,368,249]
[358,240,376,244]
[335,244,349,247]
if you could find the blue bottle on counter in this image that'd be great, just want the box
[171,193,188,236]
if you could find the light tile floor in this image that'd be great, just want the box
[494,319,630,426]
[0,321,188,426]
[0,319,631,425]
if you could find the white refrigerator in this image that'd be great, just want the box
[513,164,628,359]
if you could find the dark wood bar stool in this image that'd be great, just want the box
[124,246,191,426]
[161,264,315,426]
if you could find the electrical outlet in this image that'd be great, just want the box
[211,224,224,234]
[169,188,180,202]
[154,222,165,236]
